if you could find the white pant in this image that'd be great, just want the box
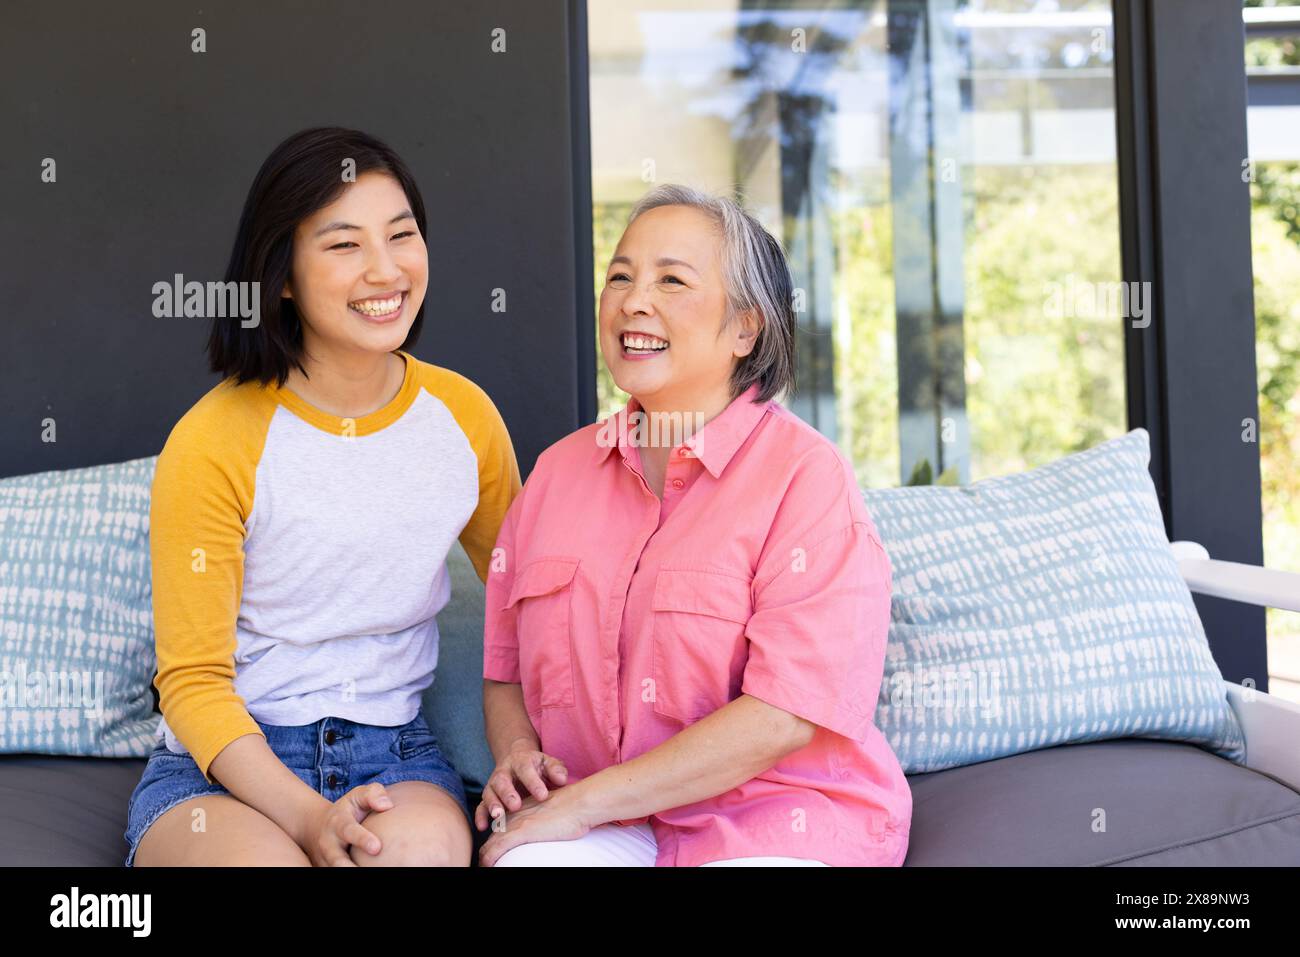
[493,822,829,867]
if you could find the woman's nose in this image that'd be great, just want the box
[364,244,403,283]
[622,280,654,315]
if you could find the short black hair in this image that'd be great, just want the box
[207,127,427,386]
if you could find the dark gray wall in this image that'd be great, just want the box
[1114,0,1267,689]
[1,0,581,481]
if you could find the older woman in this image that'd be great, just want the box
[477,185,911,866]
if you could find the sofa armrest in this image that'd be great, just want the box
[1224,680,1300,791]
[1171,539,1300,613]
[1172,541,1300,787]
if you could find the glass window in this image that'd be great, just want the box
[1244,0,1300,702]
[588,0,1126,490]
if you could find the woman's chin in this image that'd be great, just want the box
[349,319,414,354]
[610,367,668,401]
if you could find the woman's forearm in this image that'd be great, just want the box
[567,694,815,827]
[206,733,331,847]
[483,679,541,762]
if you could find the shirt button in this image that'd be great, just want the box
[327,773,338,787]
[671,478,685,490]
[324,730,336,745]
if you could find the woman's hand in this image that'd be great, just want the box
[301,782,394,866]
[478,789,592,867]
[475,741,569,832]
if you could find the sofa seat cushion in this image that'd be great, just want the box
[903,738,1300,865]
[0,755,147,865]
[8,739,1300,867]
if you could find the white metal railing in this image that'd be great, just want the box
[1171,540,1300,614]
[1172,540,1300,791]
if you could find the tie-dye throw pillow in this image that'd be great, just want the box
[862,428,1245,774]
[0,456,159,756]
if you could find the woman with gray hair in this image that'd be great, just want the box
[476,185,911,866]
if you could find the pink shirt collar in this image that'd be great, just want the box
[592,383,768,479]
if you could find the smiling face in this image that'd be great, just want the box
[598,204,757,413]
[281,170,428,359]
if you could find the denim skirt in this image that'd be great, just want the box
[123,708,469,866]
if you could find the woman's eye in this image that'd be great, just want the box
[608,272,631,283]
[329,231,414,251]
[660,275,684,285]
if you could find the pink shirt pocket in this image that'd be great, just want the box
[504,557,579,715]
[649,568,752,724]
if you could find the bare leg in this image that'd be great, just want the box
[134,794,310,866]
[347,780,472,867]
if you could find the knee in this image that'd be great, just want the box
[351,829,469,867]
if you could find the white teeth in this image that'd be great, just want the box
[349,294,403,315]
[622,333,668,351]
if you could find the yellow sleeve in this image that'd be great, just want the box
[150,382,273,783]
[421,365,522,583]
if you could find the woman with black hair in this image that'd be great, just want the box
[123,127,519,866]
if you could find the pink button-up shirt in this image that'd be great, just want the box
[483,384,912,866]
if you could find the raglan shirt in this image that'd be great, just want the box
[150,350,520,783]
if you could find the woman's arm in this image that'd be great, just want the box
[477,482,573,829]
[151,402,384,859]
[480,512,889,863]
[483,679,540,762]
[206,735,393,864]
[447,374,522,584]
[150,412,267,784]
[536,519,885,829]
[478,674,570,831]
[566,693,814,826]
[477,694,814,863]
[207,734,333,845]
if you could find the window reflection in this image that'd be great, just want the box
[589,0,1124,488]
[1245,0,1300,702]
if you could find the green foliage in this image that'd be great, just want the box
[592,202,632,420]
[905,457,960,487]
[1244,0,1300,68]
[1249,164,1300,587]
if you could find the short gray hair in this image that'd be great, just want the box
[626,184,796,403]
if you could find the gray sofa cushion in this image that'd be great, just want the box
[0,755,147,866]
[904,738,1300,865]
[6,737,1298,866]
[0,753,483,866]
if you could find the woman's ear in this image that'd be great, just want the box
[733,309,760,359]
[281,279,293,300]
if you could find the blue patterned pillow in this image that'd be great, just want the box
[862,428,1245,774]
[0,456,159,757]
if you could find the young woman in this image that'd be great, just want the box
[124,127,520,866]
[476,185,912,867]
